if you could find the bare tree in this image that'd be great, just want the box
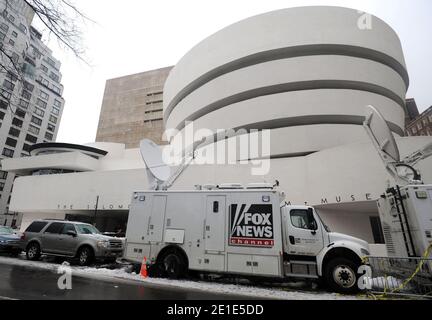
[0,0,90,114]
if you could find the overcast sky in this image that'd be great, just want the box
[38,0,432,145]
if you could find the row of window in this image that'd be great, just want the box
[0,98,60,126]
[37,75,62,95]
[1,11,28,34]
[409,114,432,135]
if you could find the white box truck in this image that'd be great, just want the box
[124,184,370,293]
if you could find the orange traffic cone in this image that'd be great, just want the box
[140,256,148,278]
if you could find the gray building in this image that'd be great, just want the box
[0,1,65,227]
[96,66,173,148]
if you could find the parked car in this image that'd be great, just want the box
[0,226,22,256]
[21,220,124,266]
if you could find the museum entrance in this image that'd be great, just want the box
[65,210,129,237]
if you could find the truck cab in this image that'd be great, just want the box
[281,204,370,293]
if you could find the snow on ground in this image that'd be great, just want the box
[0,255,363,300]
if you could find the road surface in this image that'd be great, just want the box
[0,261,251,300]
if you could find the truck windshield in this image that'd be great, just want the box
[316,212,331,232]
[76,224,101,235]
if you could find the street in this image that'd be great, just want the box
[0,261,250,300]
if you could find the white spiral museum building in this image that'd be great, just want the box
[3,7,432,254]
[163,6,408,157]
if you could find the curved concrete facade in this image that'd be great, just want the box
[163,6,408,156]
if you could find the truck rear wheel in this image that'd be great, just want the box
[160,251,187,279]
[324,258,360,294]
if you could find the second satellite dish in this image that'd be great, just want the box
[140,139,171,183]
[364,105,400,162]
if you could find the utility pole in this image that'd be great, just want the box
[94,195,99,226]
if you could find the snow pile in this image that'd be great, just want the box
[0,256,361,300]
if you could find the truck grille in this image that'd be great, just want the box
[108,240,123,249]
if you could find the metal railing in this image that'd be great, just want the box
[366,256,432,298]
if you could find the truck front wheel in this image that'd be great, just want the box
[324,258,360,294]
[160,251,187,279]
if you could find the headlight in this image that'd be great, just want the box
[0,240,6,244]
[97,240,110,248]
[361,248,370,256]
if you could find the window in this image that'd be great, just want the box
[412,127,417,134]
[49,72,60,83]
[290,209,317,230]
[3,79,15,91]
[8,39,14,46]
[2,148,14,158]
[23,81,34,92]
[5,138,17,148]
[54,99,62,107]
[36,98,47,108]
[21,90,31,100]
[12,31,17,38]
[52,85,61,94]
[0,31,5,41]
[32,46,41,59]
[25,134,37,144]
[8,15,15,23]
[0,111,5,120]
[0,171,8,180]
[22,144,31,153]
[418,123,422,130]
[28,125,40,135]
[44,222,64,234]
[19,23,27,34]
[45,132,53,140]
[213,201,219,213]
[12,118,23,128]
[34,107,45,117]
[9,127,20,137]
[0,100,8,110]
[26,133,38,143]
[0,23,8,32]
[61,224,76,235]
[47,124,55,132]
[49,115,57,124]
[11,52,19,64]
[6,71,18,82]
[41,64,48,73]
[0,182,4,191]
[15,108,26,118]
[46,57,56,68]
[31,116,42,126]
[370,216,385,244]
[39,91,49,100]
[52,107,60,115]
[26,221,48,233]
[19,99,29,109]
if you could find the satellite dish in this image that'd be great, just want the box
[140,139,171,188]
[364,105,400,162]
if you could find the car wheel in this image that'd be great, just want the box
[77,246,94,266]
[325,257,360,294]
[26,242,41,261]
[161,251,187,279]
